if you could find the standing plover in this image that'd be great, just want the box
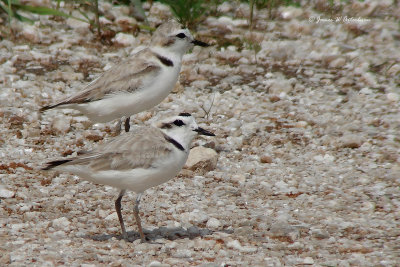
[42,113,215,241]
[40,20,209,132]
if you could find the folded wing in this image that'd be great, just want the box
[40,49,161,111]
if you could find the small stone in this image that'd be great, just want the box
[105,213,118,221]
[116,16,136,31]
[269,95,281,102]
[84,131,104,142]
[184,146,218,173]
[52,217,71,229]
[23,212,40,221]
[227,240,242,250]
[172,249,192,258]
[0,185,15,198]
[8,115,25,127]
[387,64,400,76]
[185,209,209,224]
[22,25,41,43]
[113,33,135,46]
[311,228,329,239]
[303,257,314,265]
[260,155,273,163]
[361,72,378,88]
[217,2,232,13]
[360,87,373,95]
[235,226,254,237]
[280,6,303,19]
[206,218,221,229]
[314,154,335,163]
[274,180,290,193]
[269,222,299,241]
[329,57,346,68]
[227,240,257,253]
[339,134,365,149]
[52,115,71,133]
[0,253,10,265]
[386,92,399,102]
[337,77,353,86]
[295,121,308,128]
[53,230,67,238]
[172,81,184,93]
[11,223,26,231]
[268,79,293,94]
[148,261,170,267]
[231,174,246,183]
[98,209,108,219]
[99,17,112,25]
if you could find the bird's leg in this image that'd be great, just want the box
[115,189,128,241]
[124,116,130,132]
[133,193,145,242]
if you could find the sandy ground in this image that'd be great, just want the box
[1,1,400,266]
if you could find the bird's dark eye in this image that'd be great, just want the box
[176,33,186,39]
[173,119,185,126]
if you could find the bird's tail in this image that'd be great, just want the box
[39,103,63,112]
[42,159,72,170]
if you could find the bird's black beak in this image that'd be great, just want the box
[194,127,215,136]
[191,39,210,47]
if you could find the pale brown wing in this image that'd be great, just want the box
[64,127,173,171]
[40,49,161,111]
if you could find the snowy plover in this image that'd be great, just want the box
[40,20,209,132]
[42,113,215,242]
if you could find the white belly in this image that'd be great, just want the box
[57,147,189,193]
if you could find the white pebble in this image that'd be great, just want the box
[184,209,209,224]
[303,257,314,264]
[22,25,40,43]
[52,115,71,133]
[227,240,243,250]
[206,218,221,229]
[386,92,399,102]
[329,57,346,68]
[105,213,118,221]
[172,249,192,258]
[0,185,15,198]
[52,217,71,229]
[296,121,308,128]
[113,33,135,46]
[148,261,169,267]
[11,223,27,231]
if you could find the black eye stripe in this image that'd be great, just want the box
[176,33,186,39]
[173,119,185,126]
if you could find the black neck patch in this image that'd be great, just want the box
[163,134,184,151]
[155,54,174,67]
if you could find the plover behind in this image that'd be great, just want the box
[42,113,215,242]
[40,20,209,132]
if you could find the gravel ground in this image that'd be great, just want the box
[1,1,400,266]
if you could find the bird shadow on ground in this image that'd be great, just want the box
[88,226,232,242]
